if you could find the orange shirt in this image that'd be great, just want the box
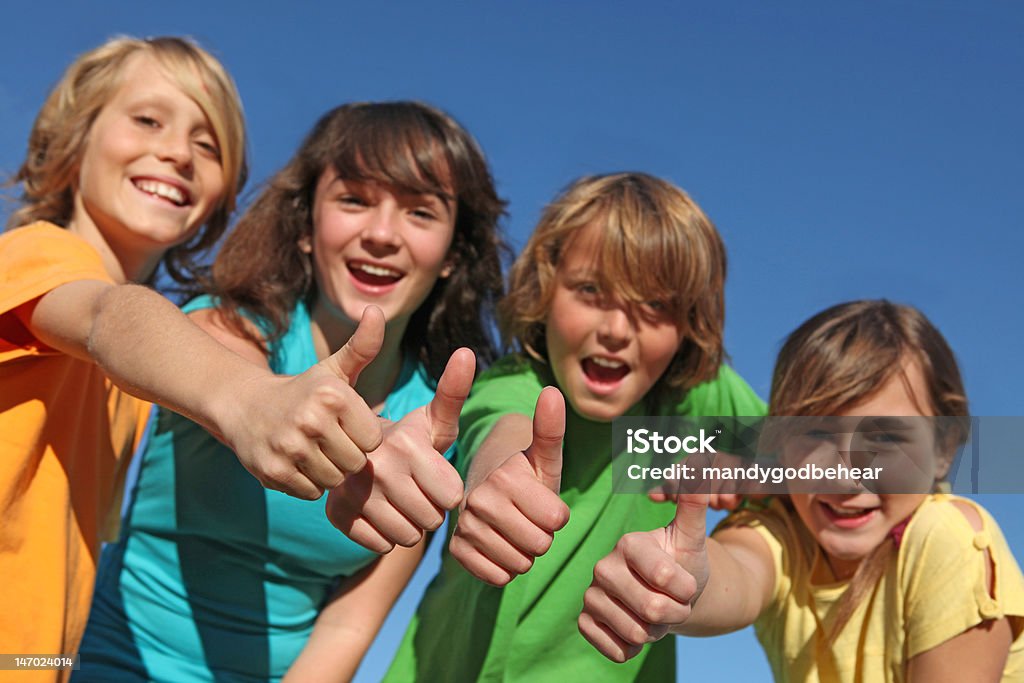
[0,223,149,680]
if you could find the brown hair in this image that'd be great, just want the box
[501,172,726,399]
[209,101,507,380]
[7,35,248,285]
[769,299,970,642]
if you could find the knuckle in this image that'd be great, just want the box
[581,586,602,611]
[510,554,534,576]
[592,558,617,586]
[619,532,643,553]
[627,623,649,646]
[292,407,324,436]
[489,465,518,490]
[261,459,296,487]
[641,595,669,624]
[397,529,424,548]
[541,501,569,531]
[648,559,676,591]
[527,532,554,558]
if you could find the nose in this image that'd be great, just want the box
[157,128,194,176]
[361,205,401,250]
[597,305,631,349]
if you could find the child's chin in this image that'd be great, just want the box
[567,394,622,423]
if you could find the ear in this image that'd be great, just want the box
[298,236,312,254]
[439,260,454,279]
[933,426,963,481]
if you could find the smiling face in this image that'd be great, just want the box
[70,52,226,277]
[544,222,683,422]
[306,167,456,338]
[787,360,949,579]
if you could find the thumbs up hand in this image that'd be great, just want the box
[326,347,475,553]
[449,387,570,586]
[578,493,711,663]
[226,306,386,500]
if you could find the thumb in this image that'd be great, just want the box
[524,386,565,492]
[426,348,476,452]
[668,492,709,556]
[322,305,385,384]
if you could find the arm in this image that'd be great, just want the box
[283,539,427,683]
[448,388,570,586]
[462,412,534,491]
[579,495,776,662]
[906,618,1011,683]
[906,499,1012,682]
[26,280,383,499]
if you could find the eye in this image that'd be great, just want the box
[411,207,438,221]
[337,194,368,208]
[195,138,221,161]
[864,431,905,445]
[133,115,160,128]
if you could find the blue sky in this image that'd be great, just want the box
[3,2,1022,679]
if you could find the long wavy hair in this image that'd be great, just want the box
[207,101,507,380]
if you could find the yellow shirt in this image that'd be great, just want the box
[0,223,148,680]
[721,495,1024,682]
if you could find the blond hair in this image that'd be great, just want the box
[501,172,727,397]
[9,35,248,284]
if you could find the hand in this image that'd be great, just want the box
[449,386,570,586]
[226,306,385,500]
[647,491,745,511]
[326,348,475,553]
[647,450,767,511]
[578,493,710,663]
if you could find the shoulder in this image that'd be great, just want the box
[459,353,552,458]
[465,354,553,407]
[902,495,991,553]
[1,222,100,263]
[1,222,113,326]
[664,363,766,416]
[184,296,270,369]
[901,495,1024,657]
[1,222,110,287]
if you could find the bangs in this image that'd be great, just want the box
[581,194,718,323]
[586,220,681,313]
[328,107,454,201]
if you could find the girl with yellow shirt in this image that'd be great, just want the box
[579,300,1024,681]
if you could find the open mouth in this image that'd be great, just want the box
[347,260,405,288]
[582,356,630,386]
[133,178,190,207]
[820,501,878,527]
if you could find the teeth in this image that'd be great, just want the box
[135,179,186,206]
[353,262,402,278]
[827,504,871,518]
[591,357,624,369]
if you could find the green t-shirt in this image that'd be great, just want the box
[385,355,766,682]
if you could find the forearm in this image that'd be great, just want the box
[285,540,426,682]
[85,283,265,436]
[463,413,533,492]
[671,542,757,635]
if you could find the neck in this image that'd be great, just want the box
[310,298,409,409]
[66,205,162,283]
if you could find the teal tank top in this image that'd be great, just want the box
[77,298,442,681]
